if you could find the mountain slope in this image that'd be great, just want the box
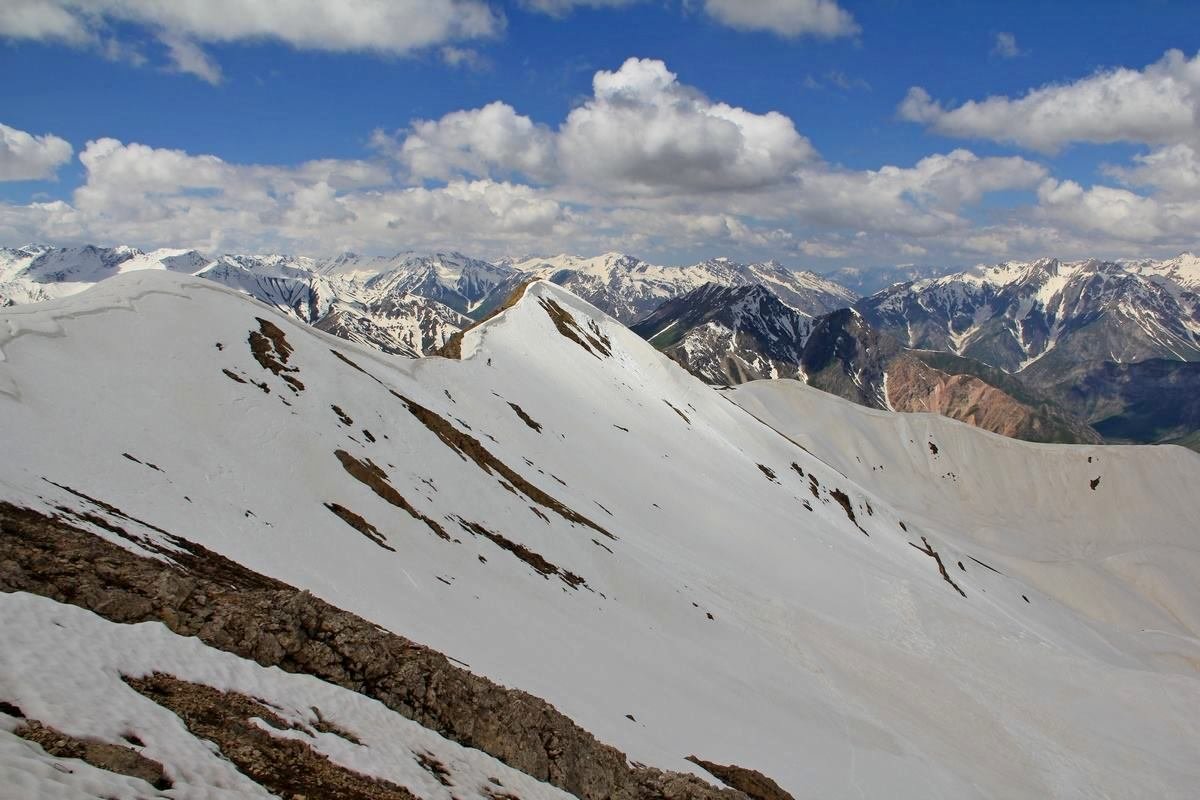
[633,286,1100,444]
[630,283,813,383]
[800,310,1101,444]
[857,256,1200,373]
[0,244,211,305]
[318,251,515,317]
[1030,357,1200,448]
[732,379,1199,636]
[504,253,856,323]
[0,245,482,357]
[1,272,1198,797]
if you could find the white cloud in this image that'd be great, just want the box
[0,0,88,42]
[559,58,817,193]
[788,149,1047,236]
[0,122,74,181]
[389,58,816,195]
[0,135,579,255]
[0,55,1061,263]
[387,102,557,183]
[519,0,643,16]
[991,32,1020,59]
[0,129,1053,263]
[900,49,1200,152]
[1035,177,1200,244]
[14,55,1182,265]
[0,1,504,78]
[1106,143,1200,197]
[703,0,859,38]
[898,48,1200,254]
[160,35,222,84]
[439,46,488,70]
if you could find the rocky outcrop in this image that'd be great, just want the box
[12,717,172,791]
[685,757,796,800]
[126,673,419,800]
[0,502,745,800]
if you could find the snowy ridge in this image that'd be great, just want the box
[0,245,486,356]
[1,271,1198,797]
[317,251,513,316]
[507,252,856,322]
[630,282,814,384]
[1,244,858,357]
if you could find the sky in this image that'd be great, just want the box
[2,0,1200,269]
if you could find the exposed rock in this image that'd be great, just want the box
[14,718,171,790]
[126,673,416,800]
[0,502,743,800]
[685,757,795,800]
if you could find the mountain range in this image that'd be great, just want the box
[5,243,1200,448]
[2,270,1198,798]
[854,256,1200,446]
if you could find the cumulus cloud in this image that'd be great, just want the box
[789,149,1047,236]
[703,0,859,38]
[0,135,580,255]
[899,49,1200,152]
[559,58,816,193]
[0,55,1070,263]
[0,122,74,181]
[1106,143,1200,197]
[1035,177,1200,245]
[385,102,557,183]
[0,0,89,42]
[0,0,503,78]
[895,48,1200,255]
[387,58,816,195]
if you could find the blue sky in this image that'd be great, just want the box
[2,0,1199,268]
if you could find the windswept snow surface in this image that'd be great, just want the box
[1,273,1199,797]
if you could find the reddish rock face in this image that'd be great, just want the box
[886,357,1070,441]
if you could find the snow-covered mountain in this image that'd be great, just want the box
[0,244,212,305]
[853,256,1200,446]
[1,245,858,358]
[0,245,488,357]
[318,251,515,317]
[504,253,856,323]
[856,256,1200,374]
[632,284,1099,443]
[196,254,336,323]
[798,308,1102,444]
[2,272,1198,798]
[631,283,814,384]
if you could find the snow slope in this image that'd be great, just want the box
[1,272,1199,797]
[0,592,577,800]
[0,245,210,305]
[733,379,1200,640]
[0,246,477,356]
